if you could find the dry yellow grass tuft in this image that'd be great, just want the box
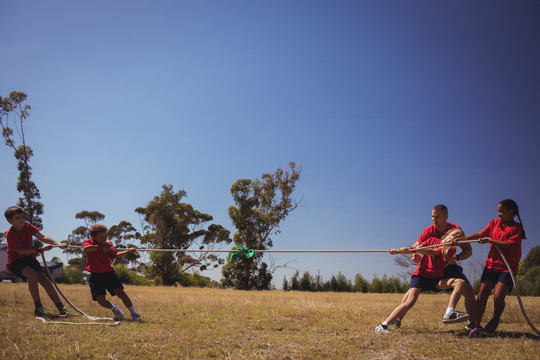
[0,283,538,359]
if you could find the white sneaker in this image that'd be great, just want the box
[375,324,389,335]
[111,305,125,320]
[130,312,141,322]
[443,310,469,324]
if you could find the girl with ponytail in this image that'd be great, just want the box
[455,199,525,334]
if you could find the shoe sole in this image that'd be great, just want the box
[442,314,470,324]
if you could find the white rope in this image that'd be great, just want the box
[62,245,390,253]
[492,243,540,336]
[40,252,120,326]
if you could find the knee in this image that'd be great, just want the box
[114,289,126,297]
[24,269,38,282]
[453,279,465,290]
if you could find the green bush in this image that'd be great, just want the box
[113,264,152,286]
[58,266,84,284]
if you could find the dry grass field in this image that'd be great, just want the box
[0,283,539,359]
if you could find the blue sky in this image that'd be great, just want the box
[1,1,539,286]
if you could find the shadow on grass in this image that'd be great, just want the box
[411,328,539,340]
[449,329,539,340]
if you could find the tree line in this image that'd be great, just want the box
[283,271,408,293]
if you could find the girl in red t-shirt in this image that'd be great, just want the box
[455,199,525,333]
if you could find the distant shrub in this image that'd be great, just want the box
[113,264,152,286]
[58,266,84,284]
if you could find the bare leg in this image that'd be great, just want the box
[475,280,495,327]
[113,288,133,309]
[37,271,61,304]
[384,288,422,324]
[96,295,113,309]
[21,267,41,303]
[485,282,509,332]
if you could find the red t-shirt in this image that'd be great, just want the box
[412,237,456,278]
[6,222,40,272]
[480,218,522,273]
[417,222,461,244]
[82,239,118,273]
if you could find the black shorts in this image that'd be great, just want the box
[410,275,441,291]
[481,267,514,291]
[444,264,470,284]
[9,257,43,278]
[88,271,124,301]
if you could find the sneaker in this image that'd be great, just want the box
[442,310,469,324]
[465,320,474,331]
[34,307,44,316]
[468,327,480,337]
[375,323,389,335]
[130,312,141,322]
[484,318,499,333]
[58,306,69,316]
[111,304,125,320]
[388,318,401,329]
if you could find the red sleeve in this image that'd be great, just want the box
[479,221,493,238]
[107,242,118,258]
[27,222,40,236]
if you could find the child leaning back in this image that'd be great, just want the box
[4,206,69,316]
[83,224,141,321]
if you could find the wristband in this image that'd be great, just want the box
[36,247,43,254]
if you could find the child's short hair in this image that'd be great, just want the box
[4,206,25,221]
[89,224,108,237]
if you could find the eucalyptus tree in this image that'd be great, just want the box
[136,185,231,285]
[0,91,44,229]
[221,162,301,290]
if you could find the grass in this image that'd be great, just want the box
[0,283,539,359]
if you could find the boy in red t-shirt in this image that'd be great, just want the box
[83,224,140,321]
[375,232,464,335]
[4,206,69,316]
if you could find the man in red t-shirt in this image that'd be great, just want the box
[83,224,140,321]
[409,205,476,330]
[4,206,69,316]
[375,235,459,335]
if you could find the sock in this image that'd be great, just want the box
[55,302,64,309]
[381,321,388,327]
[445,307,454,315]
[34,300,42,308]
[128,306,137,315]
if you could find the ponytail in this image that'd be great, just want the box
[517,213,527,240]
[499,199,526,240]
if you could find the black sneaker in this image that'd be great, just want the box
[389,318,401,329]
[58,306,69,316]
[442,311,469,324]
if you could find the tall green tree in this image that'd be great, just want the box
[108,221,141,269]
[221,162,301,290]
[0,91,44,229]
[517,246,540,296]
[136,185,231,286]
